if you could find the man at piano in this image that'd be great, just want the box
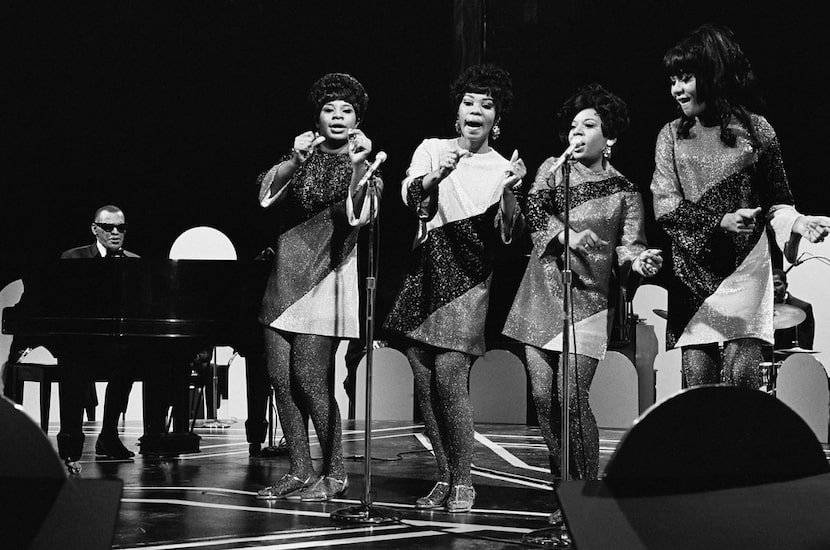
[59,205,140,468]
[772,267,815,351]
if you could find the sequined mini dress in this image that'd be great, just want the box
[650,114,801,349]
[257,151,377,338]
[502,160,647,360]
[384,138,513,356]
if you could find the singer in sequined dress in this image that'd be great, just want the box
[503,84,662,482]
[384,64,526,513]
[255,73,382,502]
[652,24,830,388]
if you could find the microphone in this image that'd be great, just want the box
[358,151,387,187]
[548,140,584,174]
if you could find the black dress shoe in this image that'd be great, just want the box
[95,436,135,460]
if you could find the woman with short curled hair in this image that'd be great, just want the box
[255,72,382,502]
[385,63,526,513]
[504,83,661,487]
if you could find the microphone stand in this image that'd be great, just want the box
[331,176,401,524]
[523,158,574,547]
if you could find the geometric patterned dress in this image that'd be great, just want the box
[650,114,801,349]
[503,159,647,360]
[384,138,513,355]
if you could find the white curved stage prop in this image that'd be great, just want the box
[776,353,829,443]
[590,351,639,429]
[354,346,414,421]
[471,349,527,424]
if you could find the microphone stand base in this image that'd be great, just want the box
[258,445,288,458]
[196,420,231,429]
[330,503,401,524]
[521,526,573,548]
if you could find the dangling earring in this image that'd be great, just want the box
[603,144,612,159]
[491,123,501,141]
[454,119,461,134]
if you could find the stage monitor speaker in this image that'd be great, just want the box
[0,396,122,550]
[557,386,830,549]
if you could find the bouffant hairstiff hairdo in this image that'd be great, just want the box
[308,72,369,122]
[450,64,514,119]
[557,83,629,144]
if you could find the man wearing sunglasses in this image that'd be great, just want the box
[62,205,138,260]
[59,205,139,466]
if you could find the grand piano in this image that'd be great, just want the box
[2,258,268,457]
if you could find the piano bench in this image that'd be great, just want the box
[4,362,97,432]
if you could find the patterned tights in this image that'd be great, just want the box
[682,338,761,389]
[406,345,475,487]
[525,347,599,480]
[263,328,345,480]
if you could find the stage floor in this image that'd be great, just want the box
[50,419,618,549]
[50,419,830,549]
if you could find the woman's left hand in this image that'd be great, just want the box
[501,149,527,191]
[348,129,372,166]
[633,248,663,277]
[793,215,830,243]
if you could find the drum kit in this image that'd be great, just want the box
[761,304,818,393]
[651,304,819,394]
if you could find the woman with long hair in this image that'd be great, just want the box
[651,24,829,388]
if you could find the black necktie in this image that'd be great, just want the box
[107,250,124,259]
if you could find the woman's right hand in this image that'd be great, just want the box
[437,148,471,179]
[290,131,323,165]
[563,229,609,252]
[720,207,761,234]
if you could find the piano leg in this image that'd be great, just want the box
[138,346,200,457]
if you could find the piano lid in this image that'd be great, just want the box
[2,259,269,339]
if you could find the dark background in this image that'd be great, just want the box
[4,0,828,335]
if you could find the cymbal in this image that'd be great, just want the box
[774,346,819,355]
[773,303,806,330]
[652,309,668,320]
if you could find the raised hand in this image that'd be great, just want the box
[633,248,663,277]
[347,129,372,166]
[720,207,762,234]
[502,149,527,191]
[793,215,830,243]
[291,131,323,164]
[437,147,471,179]
[567,229,609,252]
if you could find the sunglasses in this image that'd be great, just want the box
[94,222,128,233]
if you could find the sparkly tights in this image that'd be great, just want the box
[263,328,345,480]
[525,346,599,480]
[406,345,474,486]
[682,338,761,389]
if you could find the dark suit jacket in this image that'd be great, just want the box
[774,294,815,350]
[60,243,139,259]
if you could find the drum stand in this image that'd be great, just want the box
[522,159,575,547]
[197,349,231,429]
[331,179,400,524]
